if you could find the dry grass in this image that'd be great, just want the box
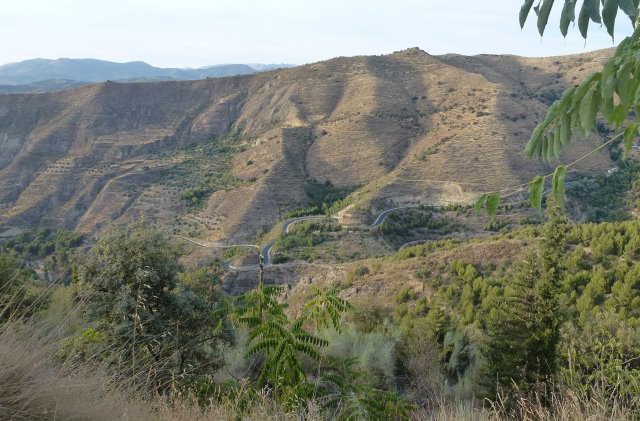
[412,391,636,421]
[0,320,323,420]
[1,318,637,420]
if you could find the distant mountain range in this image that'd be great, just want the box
[0,58,295,93]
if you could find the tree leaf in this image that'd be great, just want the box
[552,165,568,208]
[578,0,592,38]
[571,105,586,139]
[486,193,501,218]
[520,0,536,28]
[579,88,597,134]
[611,104,628,128]
[560,0,578,36]
[556,85,576,115]
[537,0,556,35]
[623,123,639,158]
[602,0,618,38]
[546,132,557,162]
[616,61,632,107]
[617,0,639,19]
[542,134,550,162]
[529,176,545,217]
[474,194,488,216]
[525,123,547,158]
[571,72,601,109]
[560,114,572,146]
[600,61,617,102]
[586,0,602,22]
[553,125,563,157]
[601,94,615,119]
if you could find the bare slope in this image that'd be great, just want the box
[0,48,613,241]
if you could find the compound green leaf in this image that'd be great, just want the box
[616,60,632,107]
[542,134,550,162]
[474,194,488,216]
[623,123,639,158]
[586,0,602,22]
[556,85,576,115]
[560,0,577,36]
[600,61,617,100]
[553,126,563,157]
[572,72,601,109]
[525,123,546,158]
[579,88,598,134]
[618,0,639,19]
[611,104,628,128]
[560,114,572,146]
[552,165,568,208]
[486,193,501,218]
[546,132,557,162]
[602,0,618,38]
[529,176,545,217]
[537,0,556,35]
[520,0,536,28]
[578,0,591,38]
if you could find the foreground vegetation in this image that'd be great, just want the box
[1,196,639,419]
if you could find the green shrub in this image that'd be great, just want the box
[394,286,418,304]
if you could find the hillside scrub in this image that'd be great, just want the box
[2,212,640,419]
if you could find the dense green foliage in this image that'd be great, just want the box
[274,219,343,261]
[283,180,356,218]
[0,254,39,322]
[177,130,245,208]
[0,228,82,280]
[567,160,640,222]
[379,207,460,239]
[71,221,230,389]
[215,283,411,418]
[392,202,640,411]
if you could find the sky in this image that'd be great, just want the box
[0,0,635,68]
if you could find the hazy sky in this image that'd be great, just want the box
[0,0,634,67]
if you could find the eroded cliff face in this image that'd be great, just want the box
[0,48,613,242]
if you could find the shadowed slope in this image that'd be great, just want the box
[0,48,612,241]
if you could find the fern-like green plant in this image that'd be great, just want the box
[302,285,352,332]
[318,357,412,420]
[224,283,331,403]
[218,283,411,418]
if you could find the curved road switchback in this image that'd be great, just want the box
[368,204,422,228]
[180,205,449,271]
[261,214,331,266]
[177,215,332,271]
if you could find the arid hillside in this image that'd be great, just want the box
[0,48,614,242]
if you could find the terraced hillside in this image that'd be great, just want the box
[0,48,614,242]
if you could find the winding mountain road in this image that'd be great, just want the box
[177,214,331,270]
[180,205,436,271]
[368,204,421,228]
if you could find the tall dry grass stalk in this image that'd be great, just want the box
[0,320,323,420]
[411,388,637,421]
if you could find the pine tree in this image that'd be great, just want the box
[482,198,566,399]
[530,198,567,384]
[482,254,538,398]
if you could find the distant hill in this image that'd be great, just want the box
[0,58,295,91]
[0,79,87,94]
[0,48,613,242]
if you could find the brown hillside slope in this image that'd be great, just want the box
[0,48,612,241]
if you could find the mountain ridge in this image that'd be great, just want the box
[0,47,614,242]
[0,58,295,89]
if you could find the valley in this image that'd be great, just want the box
[3,44,640,420]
